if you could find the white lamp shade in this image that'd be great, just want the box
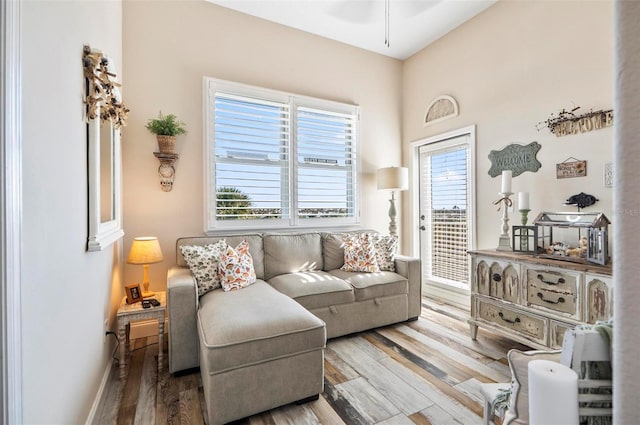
[127,237,164,265]
[377,166,409,191]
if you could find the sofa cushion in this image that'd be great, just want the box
[264,233,323,280]
[218,240,257,292]
[341,233,380,273]
[371,234,398,272]
[180,240,227,296]
[328,269,408,302]
[176,234,265,279]
[268,271,355,310]
[197,280,326,375]
[321,233,349,271]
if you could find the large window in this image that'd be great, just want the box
[205,78,359,231]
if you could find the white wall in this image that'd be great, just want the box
[614,1,640,422]
[402,0,613,254]
[22,1,123,423]
[121,1,404,288]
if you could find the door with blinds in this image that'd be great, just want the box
[418,133,474,305]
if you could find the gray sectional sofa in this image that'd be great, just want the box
[167,231,421,424]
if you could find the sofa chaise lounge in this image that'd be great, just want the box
[167,231,421,424]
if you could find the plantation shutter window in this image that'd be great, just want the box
[213,93,290,223]
[296,106,356,220]
[205,78,359,231]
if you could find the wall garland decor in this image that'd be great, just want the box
[82,45,129,128]
[536,106,613,137]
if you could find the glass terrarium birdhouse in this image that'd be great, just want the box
[532,211,610,265]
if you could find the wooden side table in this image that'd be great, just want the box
[116,291,166,378]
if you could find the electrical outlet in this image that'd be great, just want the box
[103,318,110,342]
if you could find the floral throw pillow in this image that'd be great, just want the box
[371,234,398,272]
[180,240,227,297]
[340,233,380,273]
[217,240,257,291]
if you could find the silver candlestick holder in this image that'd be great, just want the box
[496,192,513,251]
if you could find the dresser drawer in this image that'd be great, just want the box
[477,299,547,345]
[474,257,520,303]
[584,274,614,323]
[525,268,579,318]
[526,268,577,293]
[550,320,575,349]
[527,286,577,317]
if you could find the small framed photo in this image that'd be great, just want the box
[125,284,143,304]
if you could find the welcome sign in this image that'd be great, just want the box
[488,142,542,177]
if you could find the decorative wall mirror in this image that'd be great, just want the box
[84,45,128,251]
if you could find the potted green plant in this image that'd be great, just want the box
[145,111,187,153]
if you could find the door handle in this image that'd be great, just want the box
[420,215,425,220]
[419,225,426,231]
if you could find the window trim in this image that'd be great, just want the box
[203,77,360,232]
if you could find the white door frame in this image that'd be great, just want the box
[409,125,476,309]
[1,0,23,423]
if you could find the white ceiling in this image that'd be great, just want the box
[207,0,496,60]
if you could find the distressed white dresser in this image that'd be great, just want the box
[468,250,613,349]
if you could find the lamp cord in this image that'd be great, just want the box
[106,331,159,365]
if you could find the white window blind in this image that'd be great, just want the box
[213,93,290,222]
[296,106,356,220]
[205,78,359,230]
[421,143,470,286]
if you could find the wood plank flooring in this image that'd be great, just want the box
[92,299,531,425]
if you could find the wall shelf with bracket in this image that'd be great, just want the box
[153,152,179,192]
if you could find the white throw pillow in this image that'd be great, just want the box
[217,240,257,291]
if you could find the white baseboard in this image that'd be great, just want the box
[84,358,113,425]
[129,318,169,340]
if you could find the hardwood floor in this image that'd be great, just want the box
[92,299,531,425]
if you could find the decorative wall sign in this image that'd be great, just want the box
[556,157,587,179]
[603,163,613,188]
[488,142,542,177]
[424,95,458,126]
[537,106,613,137]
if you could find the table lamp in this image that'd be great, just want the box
[377,166,409,236]
[127,236,164,298]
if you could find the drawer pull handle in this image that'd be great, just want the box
[537,274,565,285]
[498,311,521,324]
[492,273,502,282]
[537,292,566,304]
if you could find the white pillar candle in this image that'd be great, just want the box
[518,191,530,210]
[501,170,512,193]
[528,359,579,425]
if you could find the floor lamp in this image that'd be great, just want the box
[377,166,409,237]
